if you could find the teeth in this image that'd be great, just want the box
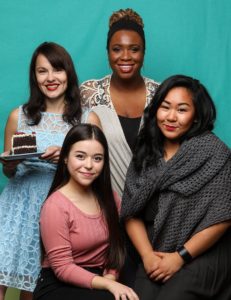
[119,65,133,72]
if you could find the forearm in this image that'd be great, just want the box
[3,165,16,177]
[183,221,231,259]
[92,275,112,290]
[125,217,153,259]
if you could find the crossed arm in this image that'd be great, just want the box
[125,217,231,282]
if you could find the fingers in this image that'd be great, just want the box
[149,268,167,281]
[41,146,61,163]
[162,275,171,282]
[115,287,139,300]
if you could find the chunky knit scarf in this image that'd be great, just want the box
[121,132,231,251]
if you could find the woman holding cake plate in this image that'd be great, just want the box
[0,42,100,300]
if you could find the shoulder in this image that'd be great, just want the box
[80,75,111,107]
[7,107,19,123]
[5,107,20,135]
[87,111,102,129]
[143,76,160,90]
[187,132,231,166]
[42,191,68,214]
[199,132,230,153]
[80,75,110,91]
[143,77,160,103]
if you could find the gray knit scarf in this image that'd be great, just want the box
[121,132,231,251]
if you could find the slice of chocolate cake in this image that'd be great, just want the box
[11,132,37,155]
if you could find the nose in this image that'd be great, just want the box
[166,109,177,122]
[47,71,55,81]
[121,49,131,60]
[85,157,93,169]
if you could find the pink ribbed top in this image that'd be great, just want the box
[40,190,120,288]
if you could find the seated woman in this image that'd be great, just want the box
[33,124,138,300]
[120,75,231,300]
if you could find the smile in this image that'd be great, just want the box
[45,84,59,91]
[164,124,178,131]
[80,172,95,178]
[118,65,134,73]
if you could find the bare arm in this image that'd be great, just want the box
[151,221,231,282]
[183,220,231,258]
[2,108,20,177]
[125,218,162,275]
[87,111,102,129]
[92,276,139,300]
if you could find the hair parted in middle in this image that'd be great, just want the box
[47,123,125,270]
[133,74,216,171]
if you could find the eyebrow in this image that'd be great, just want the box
[162,100,191,106]
[74,150,104,156]
[111,43,142,47]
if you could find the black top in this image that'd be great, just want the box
[118,115,141,152]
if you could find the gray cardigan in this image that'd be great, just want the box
[121,132,231,251]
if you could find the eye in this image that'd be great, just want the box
[93,155,104,162]
[130,46,141,53]
[37,68,47,74]
[160,104,169,110]
[76,154,85,160]
[178,107,187,113]
[53,67,64,73]
[111,46,121,53]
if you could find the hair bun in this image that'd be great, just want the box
[109,8,144,28]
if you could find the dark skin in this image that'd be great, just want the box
[108,29,146,118]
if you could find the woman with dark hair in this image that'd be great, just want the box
[121,75,231,299]
[80,9,159,286]
[0,42,100,300]
[80,8,159,198]
[33,124,138,300]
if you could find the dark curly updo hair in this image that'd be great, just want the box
[107,8,145,52]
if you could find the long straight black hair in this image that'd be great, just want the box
[23,42,82,125]
[134,74,216,171]
[46,123,125,270]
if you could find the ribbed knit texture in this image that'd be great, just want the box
[121,132,231,251]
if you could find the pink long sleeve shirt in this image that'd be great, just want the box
[40,190,120,289]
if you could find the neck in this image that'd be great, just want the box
[110,73,144,90]
[45,96,66,114]
[63,178,93,196]
[163,139,180,161]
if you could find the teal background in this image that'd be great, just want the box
[0,1,230,299]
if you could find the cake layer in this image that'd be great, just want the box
[11,132,37,155]
[13,146,37,155]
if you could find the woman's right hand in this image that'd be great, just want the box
[107,280,139,300]
[0,151,22,177]
[92,276,139,300]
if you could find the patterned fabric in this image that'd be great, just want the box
[121,132,231,251]
[80,75,159,197]
[0,106,89,291]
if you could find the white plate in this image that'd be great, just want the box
[0,152,45,161]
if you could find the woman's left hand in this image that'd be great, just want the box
[149,251,184,282]
[40,146,61,163]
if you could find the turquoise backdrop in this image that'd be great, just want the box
[0,1,231,298]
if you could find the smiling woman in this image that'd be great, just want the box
[33,124,138,300]
[80,8,159,198]
[0,42,100,300]
[121,75,231,300]
[35,54,68,103]
[156,87,196,156]
[65,139,105,189]
[80,8,159,288]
